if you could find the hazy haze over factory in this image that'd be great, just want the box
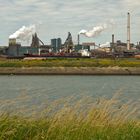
[0,0,140,45]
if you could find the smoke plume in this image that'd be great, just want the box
[9,25,36,41]
[79,21,114,38]
[79,24,107,38]
[100,42,110,48]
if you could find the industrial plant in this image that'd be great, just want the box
[0,13,140,59]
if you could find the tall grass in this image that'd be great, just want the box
[0,96,139,140]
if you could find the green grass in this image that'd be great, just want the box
[0,96,139,140]
[0,58,140,67]
[0,116,139,140]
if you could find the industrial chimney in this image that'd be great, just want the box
[78,34,80,45]
[127,12,131,50]
[112,34,114,44]
[111,34,115,52]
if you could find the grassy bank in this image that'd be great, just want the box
[0,58,140,67]
[0,97,140,140]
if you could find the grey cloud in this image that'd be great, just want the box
[0,0,140,45]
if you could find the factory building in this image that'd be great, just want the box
[6,33,50,57]
[110,40,134,52]
[31,33,40,48]
[74,44,90,52]
[8,38,39,57]
[74,42,94,52]
[8,39,21,56]
[7,43,39,57]
[136,42,140,50]
[51,38,62,53]
[62,32,74,53]
[110,39,136,57]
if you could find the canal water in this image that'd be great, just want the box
[0,75,140,114]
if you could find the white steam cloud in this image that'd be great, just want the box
[9,25,36,41]
[79,20,115,38]
[100,42,110,48]
[79,24,107,38]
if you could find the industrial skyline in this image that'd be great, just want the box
[0,12,139,60]
[0,0,140,45]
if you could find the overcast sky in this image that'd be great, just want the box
[0,0,140,45]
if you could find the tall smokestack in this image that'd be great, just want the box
[127,12,131,50]
[111,34,115,52]
[78,34,80,45]
[112,34,114,44]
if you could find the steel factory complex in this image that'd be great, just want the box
[0,13,140,59]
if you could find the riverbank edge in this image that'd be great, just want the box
[0,67,140,75]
